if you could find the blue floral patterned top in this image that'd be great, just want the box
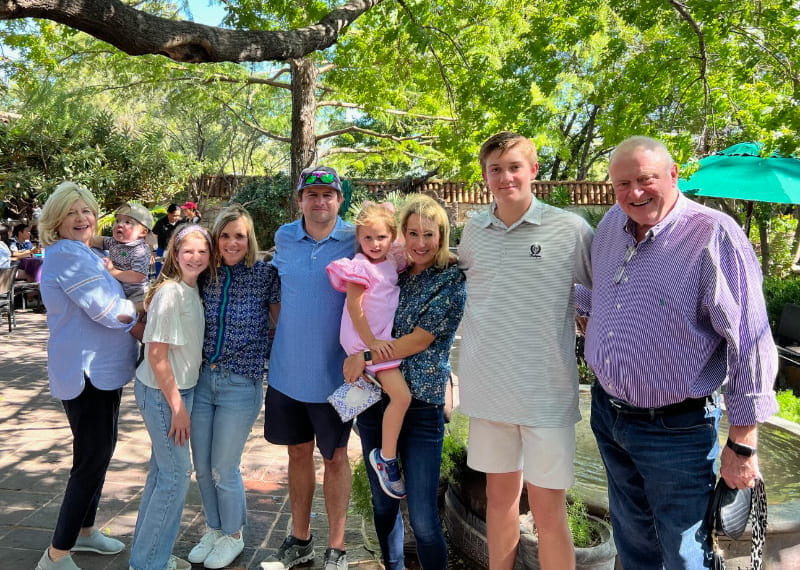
[394,263,466,404]
[201,260,281,383]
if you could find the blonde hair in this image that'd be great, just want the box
[355,202,398,254]
[479,131,538,170]
[145,224,214,308]
[211,204,259,267]
[399,194,456,270]
[38,181,99,246]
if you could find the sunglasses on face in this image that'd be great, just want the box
[304,171,336,185]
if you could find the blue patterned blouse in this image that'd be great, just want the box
[394,263,466,405]
[201,260,281,383]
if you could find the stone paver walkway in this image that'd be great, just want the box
[0,310,382,569]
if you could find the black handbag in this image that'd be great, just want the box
[705,478,767,570]
[710,480,752,539]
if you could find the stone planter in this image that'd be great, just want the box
[444,482,616,570]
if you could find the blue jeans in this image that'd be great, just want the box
[130,381,194,570]
[356,397,447,570]
[191,365,263,534]
[590,383,720,570]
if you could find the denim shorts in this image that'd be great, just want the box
[264,385,352,459]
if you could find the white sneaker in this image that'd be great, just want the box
[203,533,244,569]
[167,555,191,570]
[188,529,224,564]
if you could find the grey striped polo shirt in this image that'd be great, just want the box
[458,199,593,427]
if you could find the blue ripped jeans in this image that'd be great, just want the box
[356,397,447,570]
[130,380,194,570]
[191,365,263,535]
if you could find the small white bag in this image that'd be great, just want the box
[327,375,382,422]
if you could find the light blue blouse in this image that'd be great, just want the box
[40,239,138,400]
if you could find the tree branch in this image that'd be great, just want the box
[316,125,437,143]
[666,0,713,153]
[320,146,428,160]
[0,0,384,63]
[318,100,456,121]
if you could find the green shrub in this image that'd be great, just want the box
[349,457,374,520]
[763,275,800,330]
[567,496,601,548]
[776,389,800,423]
[542,186,572,208]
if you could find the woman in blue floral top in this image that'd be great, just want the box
[189,205,281,569]
[344,194,466,570]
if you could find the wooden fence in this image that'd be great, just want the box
[356,179,615,206]
[189,175,615,206]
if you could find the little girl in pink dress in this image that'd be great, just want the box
[326,202,411,499]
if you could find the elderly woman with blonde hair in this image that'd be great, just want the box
[36,182,140,570]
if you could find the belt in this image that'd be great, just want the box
[606,392,714,419]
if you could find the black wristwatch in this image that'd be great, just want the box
[726,437,757,457]
[363,350,373,365]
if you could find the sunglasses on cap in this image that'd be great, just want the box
[304,171,337,185]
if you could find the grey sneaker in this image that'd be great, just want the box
[72,529,125,555]
[36,549,81,570]
[323,547,347,570]
[260,535,315,569]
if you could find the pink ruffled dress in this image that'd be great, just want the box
[326,245,407,373]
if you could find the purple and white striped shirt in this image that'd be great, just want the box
[579,195,777,425]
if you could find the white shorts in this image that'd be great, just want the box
[466,417,575,490]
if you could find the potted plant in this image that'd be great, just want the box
[441,411,617,570]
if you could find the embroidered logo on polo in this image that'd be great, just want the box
[529,244,542,258]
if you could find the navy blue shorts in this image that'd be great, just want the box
[264,385,352,460]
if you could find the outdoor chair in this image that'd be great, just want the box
[775,304,800,389]
[14,277,40,310]
[0,266,17,333]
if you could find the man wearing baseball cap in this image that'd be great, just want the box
[262,166,355,570]
[90,202,153,307]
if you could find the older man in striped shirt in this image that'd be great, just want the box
[581,136,778,569]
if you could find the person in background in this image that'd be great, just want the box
[10,222,36,253]
[261,167,355,570]
[35,181,139,570]
[187,205,280,569]
[579,136,778,568]
[344,194,467,570]
[181,201,202,224]
[128,224,213,570]
[0,224,12,268]
[7,222,43,281]
[458,131,593,570]
[152,204,183,276]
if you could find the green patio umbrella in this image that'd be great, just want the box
[678,142,800,204]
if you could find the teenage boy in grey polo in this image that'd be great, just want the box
[262,167,355,570]
[458,132,593,570]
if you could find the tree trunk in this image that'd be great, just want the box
[791,206,800,268]
[289,56,319,218]
[759,219,770,276]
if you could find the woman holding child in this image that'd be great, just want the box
[344,194,466,570]
[186,205,281,569]
[36,181,139,570]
